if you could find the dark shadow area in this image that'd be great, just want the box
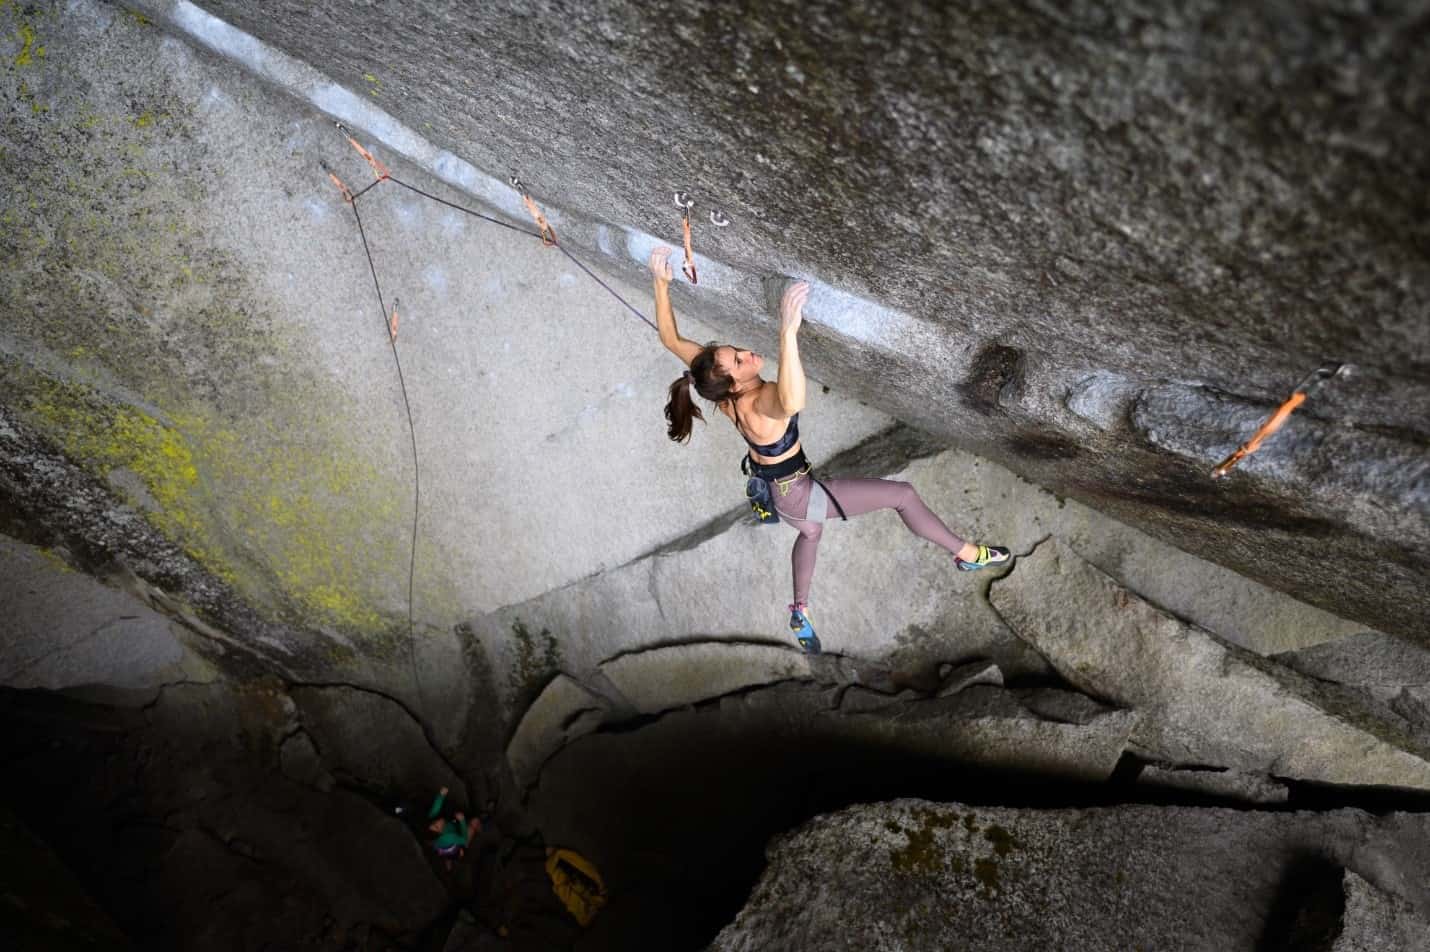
[530,688,1168,952]
[7,678,1430,952]
[1255,851,1345,952]
[1280,777,1430,814]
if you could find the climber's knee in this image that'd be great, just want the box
[891,480,917,509]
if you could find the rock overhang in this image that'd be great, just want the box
[119,0,1429,637]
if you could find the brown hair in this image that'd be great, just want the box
[665,343,739,443]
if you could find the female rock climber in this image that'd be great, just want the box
[651,246,1010,654]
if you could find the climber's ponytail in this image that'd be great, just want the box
[664,345,737,444]
[665,371,704,443]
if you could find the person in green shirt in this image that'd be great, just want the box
[427,785,478,870]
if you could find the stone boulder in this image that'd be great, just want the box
[505,673,612,789]
[1324,870,1430,952]
[289,685,464,802]
[597,642,811,714]
[990,542,1430,790]
[0,534,192,702]
[937,659,1004,697]
[710,800,1430,951]
[835,686,1137,783]
[1276,632,1430,740]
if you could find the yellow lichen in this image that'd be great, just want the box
[1,54,460,644]
[19,376,413,636]
[37,547,74,574]
[14,22,44,67]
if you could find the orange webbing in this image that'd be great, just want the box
[681,213,698,284]
[388,300,400,343]
[341,126,390,182]
[326,169,354,204]
[1212,390,1308,478]
[521,193,557,246]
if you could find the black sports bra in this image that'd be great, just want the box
[733,406,800,457]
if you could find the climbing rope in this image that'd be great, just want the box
[324,161,428,712]
[324,125,660,713]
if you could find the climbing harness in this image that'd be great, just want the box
[510,173,557,246]
[740,450,846,526]
[1211,362,1352,479]
[675,190,697,283]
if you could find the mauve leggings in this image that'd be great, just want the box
[771,473,967,606]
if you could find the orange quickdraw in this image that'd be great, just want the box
[1211,362,1350,479]
[675,191,697,284]
[510,174,557,246]
[337,122,390,182]
[322,162,354,204]
[388,297,400,344]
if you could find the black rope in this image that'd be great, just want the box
[330,148,665,719]
[387,173,658,331]
[556,245,659,333]
[350,177,384,202]
[388,175,544,240]
[348,198,426,714]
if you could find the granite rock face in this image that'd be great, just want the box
[597,641,812,714]
[505,673,611,789]
[0,536,190,700]
[0,681,448,952]
[1277,632,1430,734]
[990,542,1430,790]
[1136,764,1289,805]
[290,684,464,799]
[127,0,1429,637]
[1323,870,1430,952]
[710,800,1430,952]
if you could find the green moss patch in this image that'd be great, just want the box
[16,371,412,637]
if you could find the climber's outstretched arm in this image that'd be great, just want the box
[755,281,809,418]
[650,246,702,367]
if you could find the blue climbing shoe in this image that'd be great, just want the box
[956,544,1012,572]
[788,603,821,654]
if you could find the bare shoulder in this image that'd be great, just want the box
[750,378,791,420]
